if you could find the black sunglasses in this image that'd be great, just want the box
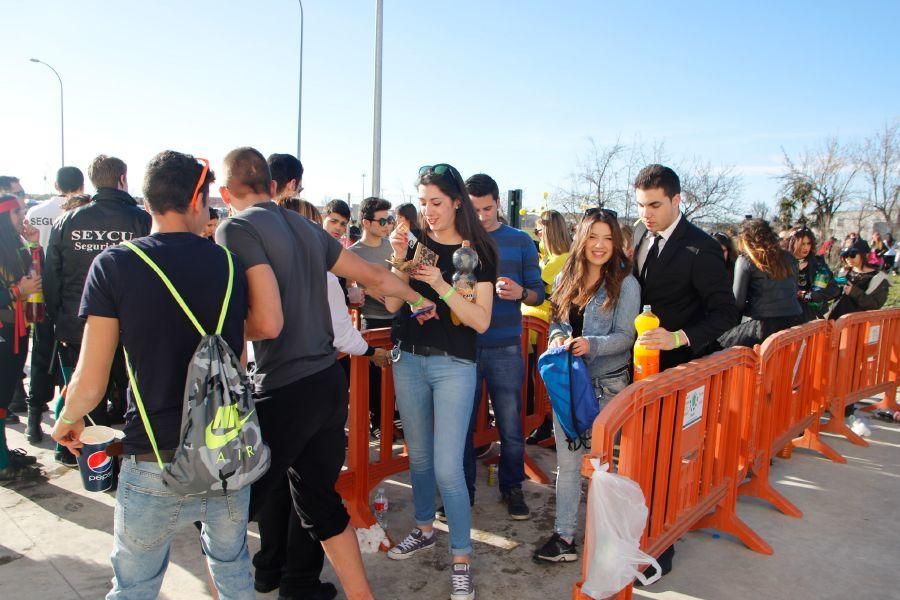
[418,164,463,195]
[367,215,395,226]
[583,207,618,219]
[841,249,860,259]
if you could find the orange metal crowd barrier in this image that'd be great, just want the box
[738,320,844,519]
[573,348,769,600]
[337,320,552,527]
[823,308,900,446]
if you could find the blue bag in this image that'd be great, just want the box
[538,345,598,450]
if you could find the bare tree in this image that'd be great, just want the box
[778,137,858,238]
[855,121,900,228]
[678,160,744,224]
[750,200,772,221]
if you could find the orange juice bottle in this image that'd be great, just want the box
[633,305,660,381]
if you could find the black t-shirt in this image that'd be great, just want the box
[80,233,248,454]
[392,235,496,361]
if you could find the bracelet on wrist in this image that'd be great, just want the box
[440,287,456,302]
[59,412,78,425]
[408,294,425,309]
[673,331,681,348]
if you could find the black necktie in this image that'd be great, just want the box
[641,234,661,282]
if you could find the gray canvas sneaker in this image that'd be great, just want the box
[387,527,436,560]
[449,562,475,600]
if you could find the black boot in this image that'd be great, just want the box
[27,407,43,444]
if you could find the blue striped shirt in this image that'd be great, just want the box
[477,224,545,347]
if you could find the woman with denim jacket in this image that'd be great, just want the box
[533,209,641,564]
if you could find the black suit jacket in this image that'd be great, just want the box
[634,216,738,369]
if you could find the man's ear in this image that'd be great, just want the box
[220,186,232,206]
[269,180,277,198]
[119,174,128,191]
[671,193,681,209]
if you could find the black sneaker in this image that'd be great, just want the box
[8,449,37,467]
[501,488,530,520]
[387,527,436,560]
[449,562,475,600]
[0,463,41,483]
[55,451,78,468]
[533,533,578,563]
[526,418,553,445]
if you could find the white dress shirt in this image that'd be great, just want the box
[636,213,683,274]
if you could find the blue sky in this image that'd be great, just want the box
[2,0,898,213]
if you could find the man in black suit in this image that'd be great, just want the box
[633,164,737,368]
[632,164,738,579]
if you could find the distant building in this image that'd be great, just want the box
[830,209,893,241]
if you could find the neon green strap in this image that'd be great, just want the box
[119,241,237,469]
[124,349,165,470]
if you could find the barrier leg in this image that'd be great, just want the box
[693,502,774,555]
[858,385,900,413]
[524,452,550,484]
[738,473,803,519]
[821,415,870,447]
[792,427,845,465]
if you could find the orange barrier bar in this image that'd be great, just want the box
[573,348,770,600]
[738,320,844,519]
[823,308,900,446]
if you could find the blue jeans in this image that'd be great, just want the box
[464,344,526,496]
[393,351,476,556]
[108,458,254,600]
[553,368,630,539]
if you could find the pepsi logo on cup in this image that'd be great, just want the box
[87,450,112,474]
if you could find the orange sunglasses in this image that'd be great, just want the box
[190,158,210,208]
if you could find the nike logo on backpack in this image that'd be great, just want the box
[205,405,255,449]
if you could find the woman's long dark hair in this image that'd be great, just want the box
[787,226,817,260]
[739,218,791,280]
[551,210,631,320]
[417,165,498,270]
[713,231,738,272]
[0,194,26,285]
[396,202,423,237]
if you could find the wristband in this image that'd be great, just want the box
[59,413,78,425]
[440,287,456,302]
[408,294,425,309]
[673,331,682,349]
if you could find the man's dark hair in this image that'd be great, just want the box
[324,199,351,220]
[142,150,216,214]
[88,155,128,189]
[633,164,680,199]
[360,196,391,221]
[465,173,499,201]
[56,166,84,194]
[223,147,271,196]
[209,206,220,220]
[267,153,304,195]
[0,176,21,192]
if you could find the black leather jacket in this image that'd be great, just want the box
[44,188,150,344]
[733,250,803,319]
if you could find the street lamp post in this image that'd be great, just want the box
[371,0,383,198]
[29,58,64,168]
[297,0,304,158]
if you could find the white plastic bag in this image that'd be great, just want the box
[582,460,661,599]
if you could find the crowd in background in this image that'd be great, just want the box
[0,155,893,600]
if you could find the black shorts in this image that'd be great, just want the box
[250,361,350,541]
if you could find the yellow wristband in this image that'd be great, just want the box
[59,413,77,425]
[440,287,456,302]
[673,331,681,348]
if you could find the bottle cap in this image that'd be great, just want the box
[642,305,651,312]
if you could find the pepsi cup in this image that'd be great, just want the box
[76,425,118,492]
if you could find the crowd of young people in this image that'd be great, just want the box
[0,154,892,600]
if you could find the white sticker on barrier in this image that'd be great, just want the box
[683,386,705,429]
[867,325,881,345]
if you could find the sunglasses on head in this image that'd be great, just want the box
[368,215,395,226]
[418,163,463,194]
[189,158,210,209]
[583,207,618,219]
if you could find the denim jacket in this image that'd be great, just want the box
[549,274,641,379]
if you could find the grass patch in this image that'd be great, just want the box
[887,274,900,308]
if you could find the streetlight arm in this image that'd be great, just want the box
[29,58,65,167]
